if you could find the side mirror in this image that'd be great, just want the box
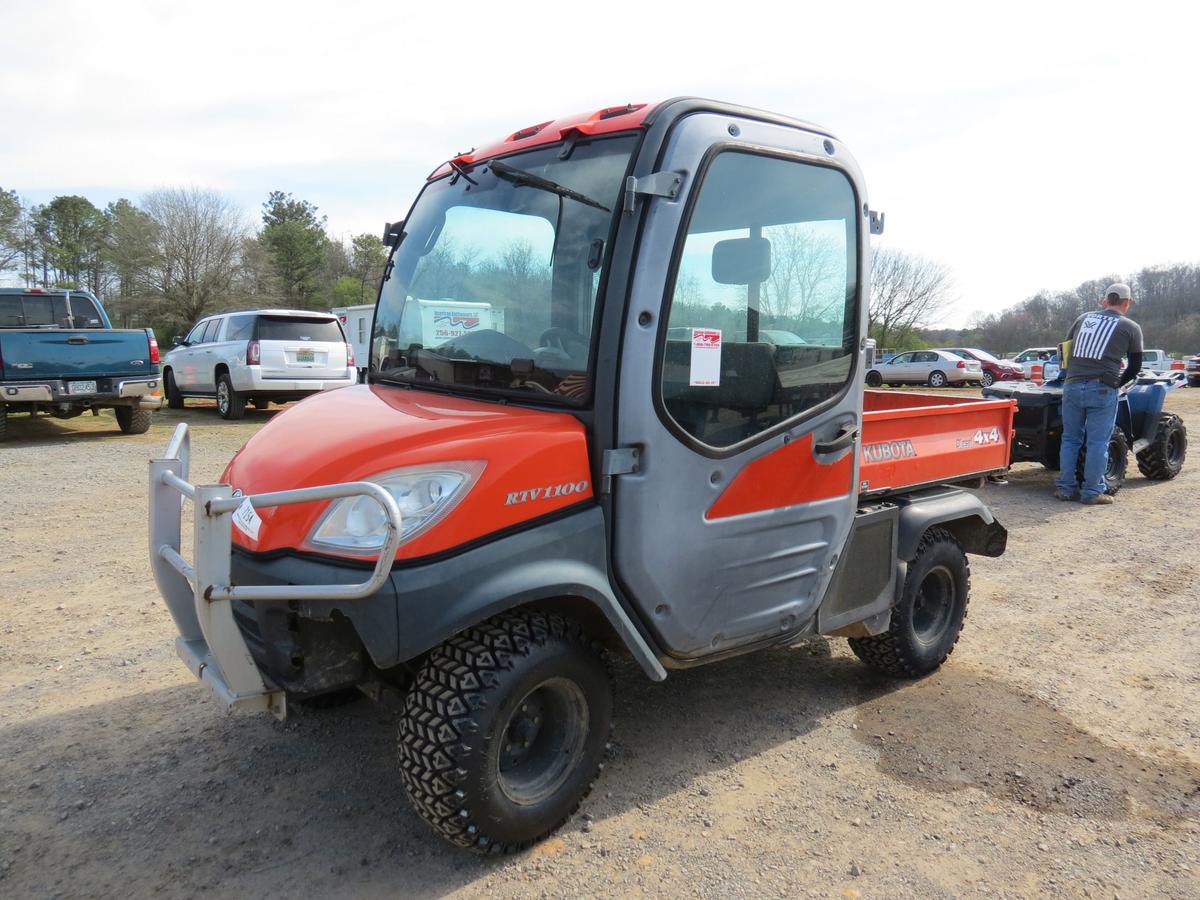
[712,236,772,285]
[172,335,185,347]
[382,220,406,248]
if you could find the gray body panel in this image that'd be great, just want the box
[611,112,869,660]
[230,505,667,682]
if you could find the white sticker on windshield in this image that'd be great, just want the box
[689,328,722,386]
[232,497,262,542]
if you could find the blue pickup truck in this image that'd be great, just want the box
[0,288,162,440]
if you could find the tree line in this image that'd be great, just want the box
[0,186,387,342]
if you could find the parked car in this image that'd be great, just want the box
[0,288,161,440]
[1002,347,1057,376]
[162,309,356,419]
[865,349,982,387]
[1186,354,1200,388]
[940,347,1023,388]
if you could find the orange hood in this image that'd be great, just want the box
[222,384,594,560]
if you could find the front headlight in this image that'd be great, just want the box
[307,461,485,555]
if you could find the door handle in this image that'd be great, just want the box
[814,424,858,454]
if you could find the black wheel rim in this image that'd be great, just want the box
[497,677,589,806]
[217,382,229,414]
[1167,428,1185,465]
[912,565,956,645]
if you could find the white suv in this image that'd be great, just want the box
[163,309,356,419]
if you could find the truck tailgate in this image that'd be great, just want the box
[0,330,155,380]
[859,390,1016,495]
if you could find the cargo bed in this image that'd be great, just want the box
[859,390,1015,496]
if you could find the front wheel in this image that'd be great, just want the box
[981,371,995,388]
[398,611,612,854]
[865,371,883,388]
[1137,413,1186,480]
[849,528,969,677]
[928,370,947,388]
[216,374,245,420]
[115,406,152,434]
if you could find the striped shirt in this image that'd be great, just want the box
[1065,309,1142,386]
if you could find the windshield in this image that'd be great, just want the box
[371,134,638,403]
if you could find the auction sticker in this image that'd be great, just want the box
[232,497,262,541]
[689,328,722,386]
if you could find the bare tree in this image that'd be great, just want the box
[141,188,246,325]
[869,248,954,348]
[761,225,843,324]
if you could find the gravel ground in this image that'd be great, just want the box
[1,391,1198,899]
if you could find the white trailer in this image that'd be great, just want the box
[332,304,374,380]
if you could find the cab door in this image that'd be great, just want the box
[611,113,868,660]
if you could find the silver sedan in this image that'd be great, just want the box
[866,349,983,388]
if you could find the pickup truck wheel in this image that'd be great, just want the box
[216,374,245,420]
[865,371,883,387]
[397,610,612,854]
[1136,413,1186,480]
[1076,426,1127,495]
[0,404,7,441]
[115,406,152,435]
[164,370,184,409]
[927,371,947,388]
[849,528,969,678]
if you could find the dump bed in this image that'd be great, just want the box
[859,390,1016,496]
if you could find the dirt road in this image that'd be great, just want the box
[2,393,1198,898]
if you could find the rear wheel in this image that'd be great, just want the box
[1137,413,1186,480]
[115,406,152,434]
[981,371,995,388]
[849,528,969,677]
[928,371,947,388]
[164,369,184,410]
[866,371,883,387]
[216,374,245,420]
[1076,426,1128,495]
[0,404,7,441]
[398,610,612,854]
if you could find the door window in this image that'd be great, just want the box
[197,319,220,343]
[185,321,208,344]
[890,352,911,365]
[225,314,255,341]
[658,151,859,448]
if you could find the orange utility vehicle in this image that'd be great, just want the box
[149,98,1013,853]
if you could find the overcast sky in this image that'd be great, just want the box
[2,1,1195,326]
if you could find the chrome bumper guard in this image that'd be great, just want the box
[149,423,403,719]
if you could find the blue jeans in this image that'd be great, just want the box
[1056,379,1119,499]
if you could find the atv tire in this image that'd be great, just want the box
[398,610,612,854]
[164,369,184,410]
[1136,413,1186,480]
[115,406,152,434]
[1076,426,1127,495]
[849,528,969,678]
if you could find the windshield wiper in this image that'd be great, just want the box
[488,160,610,213]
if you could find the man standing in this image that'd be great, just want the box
[1054,283,1143,504]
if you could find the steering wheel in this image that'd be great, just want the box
[535,327,589,365]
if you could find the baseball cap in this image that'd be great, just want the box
[1106,282,1132,301]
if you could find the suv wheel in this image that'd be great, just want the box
[398,610,612,854]
[849,528,969,677]
[164,369,184,410]
[216,374,245,420]
[928,370,947,388]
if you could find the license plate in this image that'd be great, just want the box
[295,350,315,363]
[68,380,97,395]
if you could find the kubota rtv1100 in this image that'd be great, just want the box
[149,98,1012,853]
